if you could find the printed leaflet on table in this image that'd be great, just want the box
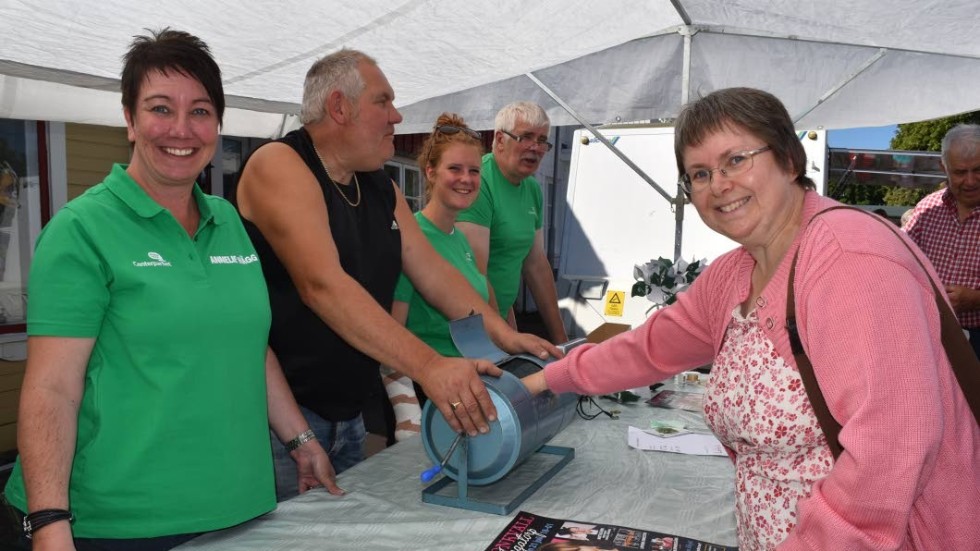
[484,510,736,551]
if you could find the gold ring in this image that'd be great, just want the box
[450,401,462,411]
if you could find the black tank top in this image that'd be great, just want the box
[240,128,402,420]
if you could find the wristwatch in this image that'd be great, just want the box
[285,429,317,451]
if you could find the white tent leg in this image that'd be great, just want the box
[672,23,697,261]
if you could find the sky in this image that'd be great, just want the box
[827,124,898,150]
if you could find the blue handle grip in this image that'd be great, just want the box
[420,465,443,482]
[420,433,464,483]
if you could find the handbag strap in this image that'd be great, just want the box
[786,205,980,460]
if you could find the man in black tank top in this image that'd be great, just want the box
[235,49,561,501]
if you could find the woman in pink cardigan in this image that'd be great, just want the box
[523,88,979,550]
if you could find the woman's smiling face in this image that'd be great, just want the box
[124,69,219,189]
[683,123,803,251]
[426,143,482,212]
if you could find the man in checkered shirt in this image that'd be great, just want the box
[904,124,980,358]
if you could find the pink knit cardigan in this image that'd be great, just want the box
[545,191,980,550]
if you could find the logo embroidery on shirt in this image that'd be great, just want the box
[209,254,259,265]
[132,251,172,268]
[527,207,537,216]
[391,220,399,230]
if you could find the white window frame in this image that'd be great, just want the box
[384,159,423,212]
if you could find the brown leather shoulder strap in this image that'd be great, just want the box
[786,206,980,461]
[786,241,844,460]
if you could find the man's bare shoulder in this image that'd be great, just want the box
[238,141,325,224]
[240,142,306,189]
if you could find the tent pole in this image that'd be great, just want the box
[672,23,696,262]
[275,114,290,139]
[524,72,674,205]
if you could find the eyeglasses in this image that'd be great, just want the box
[679,145,772,194]
[435,125,481,140]
[500,129,553,152]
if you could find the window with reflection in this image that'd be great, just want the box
[0,120,40,328]
[384,161,423,212]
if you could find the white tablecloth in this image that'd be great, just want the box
[178,386,736,550]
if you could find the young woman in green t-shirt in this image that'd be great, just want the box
[382,114,491,441]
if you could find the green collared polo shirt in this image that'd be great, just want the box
[5,164,274,537]
[457,153,543,318]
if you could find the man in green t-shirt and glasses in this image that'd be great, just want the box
[457,102,568,344]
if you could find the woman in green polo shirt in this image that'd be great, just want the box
[382,114,491,441]
[3,28,341,550]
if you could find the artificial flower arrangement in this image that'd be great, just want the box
[631,256,707,307]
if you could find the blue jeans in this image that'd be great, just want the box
[270,406,366,502]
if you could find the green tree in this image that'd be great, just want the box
[882,186,927,207]
[832,179,885,205]
[891,111,980,151]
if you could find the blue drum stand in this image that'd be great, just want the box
[421,436,574,515]
[419,314,582,515]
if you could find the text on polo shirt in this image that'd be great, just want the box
[209,254,259,265]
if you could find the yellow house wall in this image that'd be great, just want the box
[66,123,130,199]
[0,359,25,453]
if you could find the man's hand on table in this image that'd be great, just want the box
[293,441,345,496]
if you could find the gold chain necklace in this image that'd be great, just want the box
[313,144,361,207]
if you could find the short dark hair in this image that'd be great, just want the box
[121,28,225,125]
[674,87,814,192]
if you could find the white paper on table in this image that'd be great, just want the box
[627,426,728,456]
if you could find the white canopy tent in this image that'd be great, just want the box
[1,0,979,138]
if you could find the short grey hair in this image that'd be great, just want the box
[941,124,980,166]
[300,49,377,125]
[494,101,550,133]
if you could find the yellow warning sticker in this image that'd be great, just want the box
[604,290,625,317]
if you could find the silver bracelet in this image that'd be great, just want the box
[285,429,316,452]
